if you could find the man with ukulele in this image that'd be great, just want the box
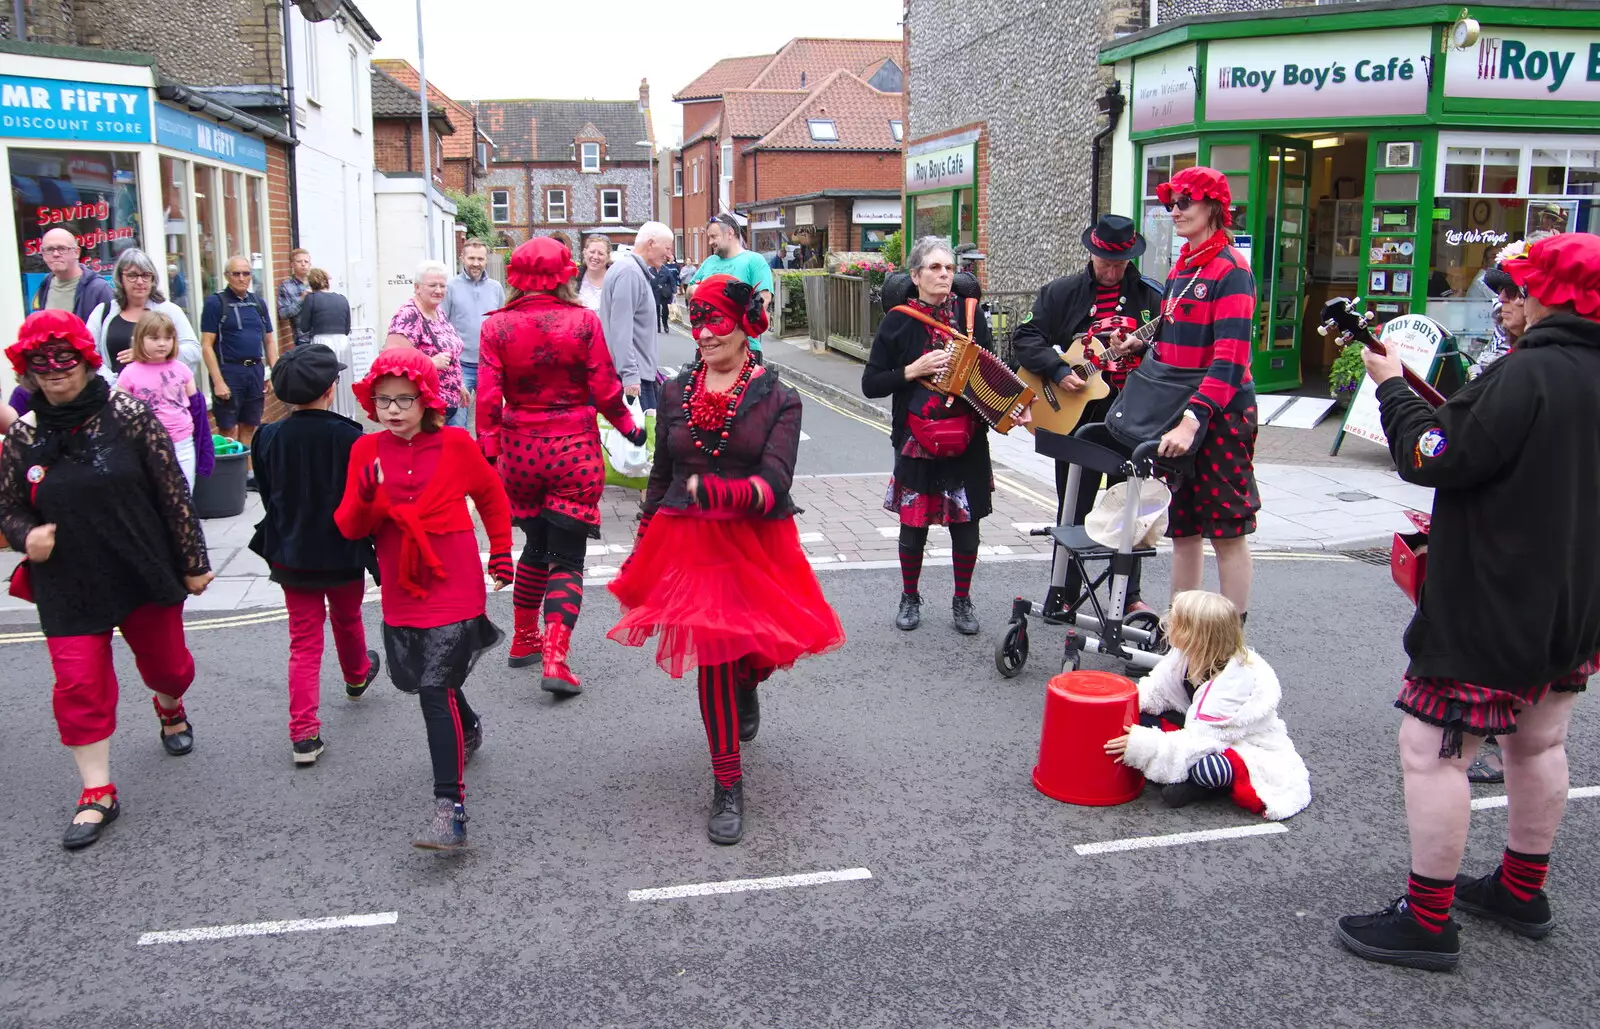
[1013,213,1163,609]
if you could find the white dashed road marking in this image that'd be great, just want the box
[628,867,872,902]
[1074,823,1288,856]
[1472,784,1600,811]
[137,911,399,945]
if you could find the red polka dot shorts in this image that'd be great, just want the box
[499,429,605,535]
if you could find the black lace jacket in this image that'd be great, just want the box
[0,391,210,637]
[644,366,803,518]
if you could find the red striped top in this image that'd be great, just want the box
[1154,230,1256,427]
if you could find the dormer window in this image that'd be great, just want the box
[581,142,600,172]
[807,119,838,142]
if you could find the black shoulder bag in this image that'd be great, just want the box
[1104,271,1206,449]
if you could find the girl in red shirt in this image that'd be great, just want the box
[336,348,513,850]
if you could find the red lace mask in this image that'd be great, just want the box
[689,297,738,340]
[25,343,85,373]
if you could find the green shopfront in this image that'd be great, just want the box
[1101,2,1600,393]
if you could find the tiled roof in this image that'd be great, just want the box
[682,111,722,148]
[476,99,650,164]
[722,89,808,138]
[749,70,901,152]
[370,69,454,132]
[673,54,772,102]
[747,38,905,91]
[372,59,476,159]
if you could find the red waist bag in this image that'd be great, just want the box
[906,386,976,458]
[1391,510,1429,605]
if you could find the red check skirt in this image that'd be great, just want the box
[1396,652,1598,756]
[1165,403,1261,540]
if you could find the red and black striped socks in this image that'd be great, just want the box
[513,560,549,613]
[1405,871,1456,933]
[952,549,977,599]
[1497,848,1550,901]
[543,569,583,629]
[698,663,741,787]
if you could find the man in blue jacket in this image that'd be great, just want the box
[31,228,114,322]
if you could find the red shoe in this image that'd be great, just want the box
[540,622,582,696]
[507,605,544,668]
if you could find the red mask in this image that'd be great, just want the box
[25,343,85,373]
[689,297,738,341]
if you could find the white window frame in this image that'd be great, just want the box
[490,189,510,224]
[600,188,623,223]
[348,46,361,130]
[477,142,488,167]
[807,119,838,142]
[692,158,702,195]
[889,120,904,143]
[581,142,601,173]
[1435,132,1600,197]
[673,162,683,196]
[547,188,568,223]
[302,20,321,104]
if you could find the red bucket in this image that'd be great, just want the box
[1033,670,1144,806]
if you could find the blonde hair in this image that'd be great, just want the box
[131,311,180,364]
[1165,590,1247,684]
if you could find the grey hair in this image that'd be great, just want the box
[635,221,674,247]
[908,236,956,272]
[414,259,451,284]
[112,248,167,306]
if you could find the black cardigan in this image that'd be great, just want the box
[1011,263,1165,384]
[1378,311,1600,690]
[861,298,995,449]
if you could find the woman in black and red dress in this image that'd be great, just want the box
[1144,167,1260,618]
[609,274,844,845]
[863,237,1025,637]
[477,237,646,695]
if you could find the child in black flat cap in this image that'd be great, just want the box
[250,344,379,766]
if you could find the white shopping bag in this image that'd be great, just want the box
[602,396,652,478]
[1085,479,1172,549]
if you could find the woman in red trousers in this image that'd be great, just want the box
[336,347,514,850]
[476,236,645,695]
[609,275,845,845]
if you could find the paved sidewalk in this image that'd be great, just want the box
[759,333,1431,554]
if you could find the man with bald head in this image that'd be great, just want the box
[600,221,674,411]
[31,228,114,322]
[201,256,278,469]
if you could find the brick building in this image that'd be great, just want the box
[669,38,906,265]
[475,82,655,250]
[372,58,490,196]
[370,68,454,185]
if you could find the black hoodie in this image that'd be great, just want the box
[1378,311,1600,690]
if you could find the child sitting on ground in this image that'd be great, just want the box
[1105,590,1311,820]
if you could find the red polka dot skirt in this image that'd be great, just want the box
[1165,403,1261,540]
[499,429,606,537]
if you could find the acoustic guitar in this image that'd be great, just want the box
[1017,316,1162,436]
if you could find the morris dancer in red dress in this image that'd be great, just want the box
[477,237,646,695]
[609,275,845,845]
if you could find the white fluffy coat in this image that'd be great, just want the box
[1122,648,1311,821]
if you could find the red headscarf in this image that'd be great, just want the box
[353,347,445,420]
[506,236,579,293]
[689,274,769,340]
[1505,233,1600,320]
[6,310,101,376]
[1156,166,1233,228]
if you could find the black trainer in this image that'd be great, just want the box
[708,780,745,845]
[895,593,922,631]
[346,650,381,701]
[736,687,759,742]
[1160,780,1214,809]
[951,596,980,635]
[1454,870,1555,939]
[291,735,326,766]
[1336,898,1460,972]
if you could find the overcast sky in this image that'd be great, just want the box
[354,0,904,150]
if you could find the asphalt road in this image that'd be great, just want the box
[2,558,1597,1028]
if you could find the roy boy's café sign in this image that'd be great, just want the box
[1203,29,1432,122]
[1445,28,1600,103]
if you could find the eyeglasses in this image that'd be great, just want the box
[373,394,420,410]
[122,270,155,281]
[41,245,77,256]
[1163,195,1198,213]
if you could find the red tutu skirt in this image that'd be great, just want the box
[607,513,846,678]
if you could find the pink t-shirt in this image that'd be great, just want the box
[116,360,194,442]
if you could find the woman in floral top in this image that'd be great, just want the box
[386,260,467,421]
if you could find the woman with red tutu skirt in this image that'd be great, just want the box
[608,274,845,844]
[476,237,645,695]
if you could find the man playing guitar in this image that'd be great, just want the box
[1013,213,1163,609]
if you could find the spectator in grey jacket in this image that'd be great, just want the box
[441,239,505,429]
[599,222,673,411]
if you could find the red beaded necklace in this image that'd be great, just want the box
[683,353,756,456]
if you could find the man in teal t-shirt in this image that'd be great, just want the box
[691,214,775,357]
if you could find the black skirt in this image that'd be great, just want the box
[383,615,503,693]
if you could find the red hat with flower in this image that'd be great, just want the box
[1505,233,1600,320]
[506,236,579,293]
[352,346,445,420]
[6,309,101,377]
[1155,166,1233,228]
[689,274,769,340]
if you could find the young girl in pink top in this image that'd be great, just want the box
[116,313,199,487]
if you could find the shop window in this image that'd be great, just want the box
[1531,148,1600,196]
[581,143,600,173]
[913,192,953,242]
[957,189,976,247]
[546,189,567,223]
[600,189,622,223]
[194,165,220,295]
[491,190,510,223]
[1209,144,1251,173]
[11,148,143,309]
[1442,146,1520,195]
[246,176,265,292]
[159,156,195,324]
[222,172,244,288]
[1141,146,1197,281]
[1374,173,1419,203]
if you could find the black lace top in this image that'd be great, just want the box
[0,391,210,637]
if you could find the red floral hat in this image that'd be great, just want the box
[506,236,578,293]
[689,274,769,339]
[353,347,445,420]
[1156,166,1233,228]
[6,309,101,376]
[1506,232,1600,319]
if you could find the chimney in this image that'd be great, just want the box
[639,78,650,112]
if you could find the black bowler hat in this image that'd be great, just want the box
[271,343,346,404]
[1082,214,1147,260]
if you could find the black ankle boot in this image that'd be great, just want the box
[895,592,922,631]
[951,596,980,635]
[736,687,760,742]
[708,780,745,845]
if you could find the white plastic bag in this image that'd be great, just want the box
[602,396,652,478]
[1085,479,1172,549]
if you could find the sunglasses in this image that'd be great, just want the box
[1163,194,1199,213]
[227,270,253,278]
[25,347,85,373]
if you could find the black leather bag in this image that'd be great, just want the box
[1105,356,1206,449]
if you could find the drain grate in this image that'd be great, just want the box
[1341,547,1391,566]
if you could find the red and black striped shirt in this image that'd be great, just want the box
[1085,280,1143,389]
[1154,230,1256,430]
